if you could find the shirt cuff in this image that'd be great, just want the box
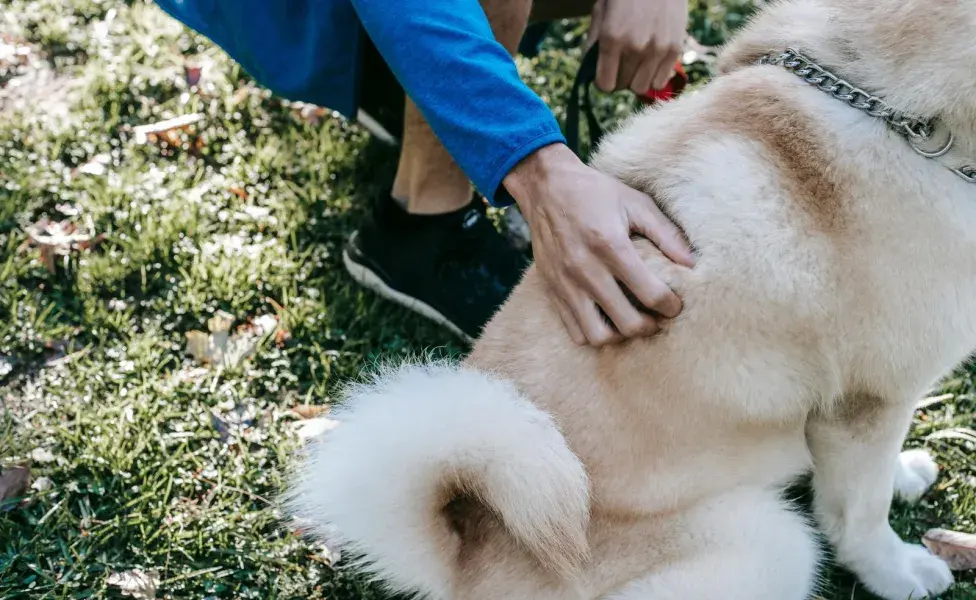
[484,130,566,207]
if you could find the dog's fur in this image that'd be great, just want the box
[288,1,976,597]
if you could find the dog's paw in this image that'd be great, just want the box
[857,541,953,600]
[893,449,939,503]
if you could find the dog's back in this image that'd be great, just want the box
[289,1,976,598]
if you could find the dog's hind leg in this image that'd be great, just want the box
[806,394,953,600]
[603,488,819,600]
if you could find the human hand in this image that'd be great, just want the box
[588,0,689,93]
[503,143,695,346]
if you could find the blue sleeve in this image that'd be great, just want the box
[350,0,566,205]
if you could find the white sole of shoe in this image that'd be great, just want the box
[343,249,474,344]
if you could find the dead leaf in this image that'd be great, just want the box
[309,541,341,565]
[228,186,248,200]
[295,417,339,440]
[184,330,211,364]
[288,101,327,126]
[23,219,96,272]
[30,476,53,492]
[30,447,55,463]
[0,465,30,510]
[291,405,330,420]
[274,327,291,348]
[0,34,33,70]
[132,113,203,145]
[72,153,111,177]
[923,529,976,571]
[55,202,81,216]
[185,311,278,368]
[107,568,160,599]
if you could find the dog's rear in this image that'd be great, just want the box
[287,1,976,598]
[287,363,590,599]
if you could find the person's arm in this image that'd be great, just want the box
[350,0,562,205]
[354,0,696,345]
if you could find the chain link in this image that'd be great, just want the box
[758,48,975,183]
[758,49,930,137]
[955,166,976,183]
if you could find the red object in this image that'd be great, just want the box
[637,61,688,104]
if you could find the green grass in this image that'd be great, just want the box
[0,1,973,598]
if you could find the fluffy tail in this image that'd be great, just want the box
[286,362,590,599]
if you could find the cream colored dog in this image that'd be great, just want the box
[289,0,976,597]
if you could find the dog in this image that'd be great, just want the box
[288,0,976,597]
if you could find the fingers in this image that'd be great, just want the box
[548,268,621,347]
[615,54,641,94]
[628,198,696,268]
[562,248,663,345]
[576,299,625,347]
[550,292,587,346]
[601,242,682,319]
[651,48,681,90]
[629,59,658,94]
[596,42,621,93]
[585,269,663,337]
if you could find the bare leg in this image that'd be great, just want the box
[392,0,595,215]
[806,394,953,600]
[392,0,530,214]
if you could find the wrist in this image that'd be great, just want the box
[502,143,581,208]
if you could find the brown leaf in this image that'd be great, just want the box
[184,311,276,368]
[291,405,330,420]
[289,101,327,125]
[132,113,203,145]
[0,465,31,510]
[23,219,96,273]
[922,528,976,571]
[190,134,207,154]
[107,568,159,599]
[72,153,112,178]
[0,34,33,70]
[295,416,339,440]
[274,328,291,348]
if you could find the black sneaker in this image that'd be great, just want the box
[344,195,530,341]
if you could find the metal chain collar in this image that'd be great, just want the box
[758,48,976,183]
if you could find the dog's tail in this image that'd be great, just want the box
[286,362,590,600]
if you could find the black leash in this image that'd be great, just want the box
[564,42,605,158]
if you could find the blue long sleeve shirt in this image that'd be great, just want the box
[153,0,566,204]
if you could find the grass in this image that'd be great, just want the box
[0,0,973,598]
